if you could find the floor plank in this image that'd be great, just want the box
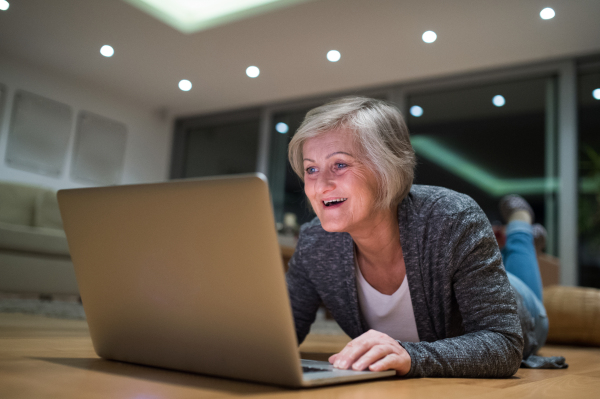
[2,313,600,398]
[478,374,600,399]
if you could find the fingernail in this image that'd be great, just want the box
[339,361,347,369]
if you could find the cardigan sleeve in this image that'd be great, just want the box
[401,205,524,378]
[285,234,322,345]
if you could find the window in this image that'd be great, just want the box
[578,68,600,288]
[269,107,313,225]
[406,77,558,254]
[172,110,260,179]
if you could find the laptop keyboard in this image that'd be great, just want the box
[302,366,328,373]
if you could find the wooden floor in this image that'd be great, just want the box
[1,313,599,399]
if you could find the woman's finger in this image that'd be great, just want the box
[351,344,391,371]
[368,353,401,372]
[370,350,411,376]
[332,336,373,369]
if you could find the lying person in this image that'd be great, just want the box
[285,96,562,377]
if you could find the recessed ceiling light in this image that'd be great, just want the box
[327,50,341,62]
[540,8,555,20]
[493,95,506,107]
[593,89,600,100]
[275,122,289,134]
[422,31,437,43]
[246,66,260,78]
[178,79,192,91]
[410,105,424,117]
[100,45,114,57]
[0,0,9,11]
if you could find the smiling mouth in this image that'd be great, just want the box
[323,198,348,207]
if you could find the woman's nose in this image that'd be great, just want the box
[315,170,336,193]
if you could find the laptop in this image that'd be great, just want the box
[57,174,395,388]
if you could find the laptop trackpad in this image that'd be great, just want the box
[301,359,391,377]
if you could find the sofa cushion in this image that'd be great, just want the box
[0,222,69,256]
[0,182,41,226]
[544,285,600,347]
[34,189,63,229]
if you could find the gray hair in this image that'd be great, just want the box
[288,96,416,210]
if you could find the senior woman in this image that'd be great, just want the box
[285,96,554,378]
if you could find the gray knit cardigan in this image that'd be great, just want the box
[286,185,524,378]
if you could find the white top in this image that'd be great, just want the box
[355,256,420,343]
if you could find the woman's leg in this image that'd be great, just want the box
[502,222,548,351]
[499,195,549,355]
[506,271,549,353]
[501,221,544,301]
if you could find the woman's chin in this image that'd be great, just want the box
[319,219,348,233]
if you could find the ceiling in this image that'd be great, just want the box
[1,0,599,117]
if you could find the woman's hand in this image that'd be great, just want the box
[328,330,411,376]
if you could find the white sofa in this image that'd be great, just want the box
[0,181,78,295]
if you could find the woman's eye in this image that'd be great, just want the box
[336,163,347,169]
[305,167,317,174]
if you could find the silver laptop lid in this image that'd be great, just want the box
[58,174,304,386]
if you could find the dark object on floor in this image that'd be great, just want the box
[521,355,568,369]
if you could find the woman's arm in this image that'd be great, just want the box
[285,239,322,345]
[401,205,523,377]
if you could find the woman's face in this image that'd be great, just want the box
[302,129,380,234]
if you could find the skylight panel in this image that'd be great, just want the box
[124,0,313,34]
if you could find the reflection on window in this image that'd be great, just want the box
[0,84,5,128]
[407,78,558,254]
[578,70,600,288]
[183,119,259,178]
[269,108,313,227]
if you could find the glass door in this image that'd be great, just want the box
[578,68,600,288]
[406,76,558,255]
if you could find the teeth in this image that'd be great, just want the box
[323,198,347,205]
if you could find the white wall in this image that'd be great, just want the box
[0,53,172,191]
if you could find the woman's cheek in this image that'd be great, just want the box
[304,182,320,210]
[303,176,315,194]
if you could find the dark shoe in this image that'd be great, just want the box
[499,195,534,223]
[532,223,547,252]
